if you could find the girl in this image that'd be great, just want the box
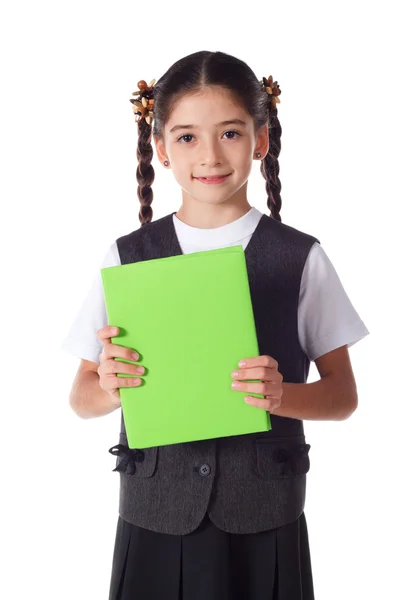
[62,50,369,599]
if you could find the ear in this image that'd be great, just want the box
[153,135,169,166]
[254,124,269,159]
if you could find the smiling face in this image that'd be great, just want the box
[154,86,269,210]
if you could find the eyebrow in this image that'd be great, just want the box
[169,119,247,134]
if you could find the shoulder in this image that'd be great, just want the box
[259,214,320,247]
[100,241,121,268]
[116,213,172,247]
[303,241,343,280]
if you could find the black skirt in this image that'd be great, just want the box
[108,511,314,600]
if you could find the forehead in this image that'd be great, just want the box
[166,87,249,128]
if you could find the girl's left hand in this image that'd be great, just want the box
[231,355,283,412]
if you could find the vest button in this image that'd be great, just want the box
[199,463,211,477]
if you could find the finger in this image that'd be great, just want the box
[109,375,143,388]
[244,395,281,411]
[231,366,282,383]
[238,355,278,370]
[104,358,145,376]
[105,374,143,389]
[232,380,281,396]
[102,343,140,362]
[96,325,120,344]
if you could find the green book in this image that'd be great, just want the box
[100,245,271,448]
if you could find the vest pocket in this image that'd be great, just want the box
[255,436,311,479]
[110,432,158,478]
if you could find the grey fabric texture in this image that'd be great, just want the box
[112,212,319,534]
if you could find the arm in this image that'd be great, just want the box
[69,359,120,419]
[271,345,358,421]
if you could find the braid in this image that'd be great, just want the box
[260,108,282,222]
[137,118,155,226]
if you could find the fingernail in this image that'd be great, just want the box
[132,352,139,360]
[238,360,246,367]
[133,379,142,385]
[137,366,145,374]
[112,327,118,334]
[232,382,240,389]
[231,370,239,377]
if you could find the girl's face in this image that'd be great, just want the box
[154,86,269,209]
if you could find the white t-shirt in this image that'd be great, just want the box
[60,207,369,364]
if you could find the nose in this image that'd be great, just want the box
[199,138,224,166]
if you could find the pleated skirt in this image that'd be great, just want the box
[108,511,314,600]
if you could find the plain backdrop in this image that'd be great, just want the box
[1,1,398,598]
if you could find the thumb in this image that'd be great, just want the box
[97,325,120,345]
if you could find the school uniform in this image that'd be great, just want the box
[61,207,369,599]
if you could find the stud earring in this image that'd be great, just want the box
[256,152,261,159]
[164,160,169,166]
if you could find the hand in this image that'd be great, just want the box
[231,355,283,412]
[96,326,145,407]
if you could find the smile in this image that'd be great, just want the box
[194,174,231,184]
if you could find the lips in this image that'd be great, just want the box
[195,174,231,185]
[195,174,231,179]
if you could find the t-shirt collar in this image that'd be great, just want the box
[172,206,263,246]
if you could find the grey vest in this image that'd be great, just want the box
[109,211,319,535]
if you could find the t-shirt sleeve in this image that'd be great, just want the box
[298,242,370,361]
[60,242,120,363]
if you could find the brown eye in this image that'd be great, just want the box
[224,130,241,139]
[177,134,194,143]
[177,130,241,143]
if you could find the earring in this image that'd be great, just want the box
[256,152,261,159]
[164,160,169,166]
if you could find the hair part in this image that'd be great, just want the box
[135,50,282,226]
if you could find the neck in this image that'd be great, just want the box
[175,199,252,230]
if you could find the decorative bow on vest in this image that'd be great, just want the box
[108,443,145,475]
[273,443,311,476]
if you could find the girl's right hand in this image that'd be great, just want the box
[96,325,145,407]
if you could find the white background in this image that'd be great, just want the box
[1,1,398,598]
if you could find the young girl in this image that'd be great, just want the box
[62,50,369,599]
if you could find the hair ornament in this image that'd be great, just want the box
[130,78,156,125]
[260,76,281,110]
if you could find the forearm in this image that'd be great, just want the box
[271,374,358,421]
[69,370,120,419]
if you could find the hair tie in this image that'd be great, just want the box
[259,76,281,110]
[129,75,281,126]
[129,79,156,125]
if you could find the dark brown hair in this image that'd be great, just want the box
[135,50,282,226]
